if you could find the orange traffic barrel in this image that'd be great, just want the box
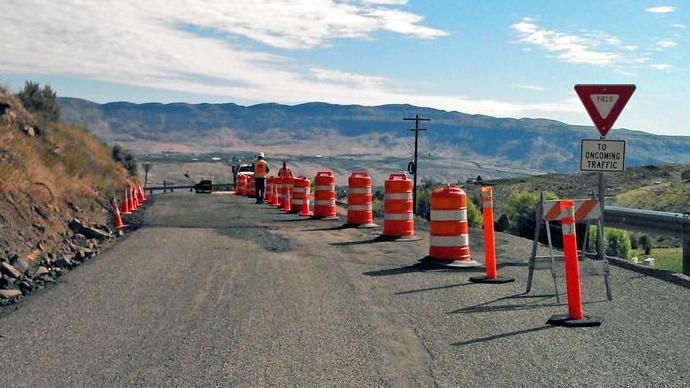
[246,176,256,198]
[291,177,312,216]
[235,175,246,196]
[382,173,418,240]
[426,185,479,267]
[312,171,338,220]
[281,176,293,212]
[345,171,377,228]
[266,176,274,204]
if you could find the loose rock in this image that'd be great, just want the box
[0,289,22,299]
[0,262,22,279]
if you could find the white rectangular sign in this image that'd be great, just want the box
[580,139,625,172]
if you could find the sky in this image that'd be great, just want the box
[0,0,687,136]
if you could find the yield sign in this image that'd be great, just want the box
[574,84,636,137]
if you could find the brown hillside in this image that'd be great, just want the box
[0,86,128,262]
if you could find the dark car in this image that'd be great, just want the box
[194,179,213,193]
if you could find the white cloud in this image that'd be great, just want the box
[672,23,687,28]
[645,6,677,13]
[649,63,673,70]
[511,18,626,66]
[512,84,545,91]
[657,40,677,48]
[0,0,580,119]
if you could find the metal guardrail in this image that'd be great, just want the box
[146,181,234,193]
[604,206,690,275]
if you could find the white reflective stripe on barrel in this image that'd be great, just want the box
[430,234,469,247]
[430,209,467,221]
[292,200,304,205]
[315,200,335,206]
[562,222,576,235]
[349,204,372,211]
[293,188,306,194]
[315,185,335,191]
[348,188,370,194]
[384,213,414,220]
[385,193,413,200]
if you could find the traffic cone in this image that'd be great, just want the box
[121,190,132,215]
[132,187,140,209]
[139,183,147,202]
[470,187,515,284]
[112,196,127,229]
[128,187,136,211]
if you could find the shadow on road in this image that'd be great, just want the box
[395,282,474,295]
[301,224,354,232]
[363,263,429,277]
[449,293,559,314]
[273,217,313,223]
[451,325,558,346]
[330,235,404,246]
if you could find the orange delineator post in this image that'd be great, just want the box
[470,187,514,283]
[271,177,282,207]
[131,187,140,210]
[121,189,132,215]
[547,200,602,327]
[112,196,126,229]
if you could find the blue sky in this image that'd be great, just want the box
[0,1,687,135]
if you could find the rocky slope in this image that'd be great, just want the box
[0,87,135,309]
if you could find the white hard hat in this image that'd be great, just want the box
[257,152,265,158]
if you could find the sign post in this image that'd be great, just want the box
[575,84,635,260]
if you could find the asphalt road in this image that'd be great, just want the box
[1,192,689,387]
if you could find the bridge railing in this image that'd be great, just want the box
[604,206,690,276]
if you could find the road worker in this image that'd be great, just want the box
[253,152,270,203]
[278,161,293,177]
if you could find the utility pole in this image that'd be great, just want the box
[403,114,430,215]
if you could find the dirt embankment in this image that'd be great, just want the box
[0,87,134,307]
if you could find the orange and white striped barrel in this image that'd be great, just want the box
[313,171,337,219]
[236,175,247,196]
[346,171,376,227]
[266,176,274,204]
[281,176,293,212]
[246,176,256,198]
[383,173,414,237]
[291,177,312,216]
[429,185,472,262]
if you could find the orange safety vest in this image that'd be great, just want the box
[254,160,268,178]
[278,167,292,177]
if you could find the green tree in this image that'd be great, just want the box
[466,198,483,227]
[111,145,138,176]
[17,81,60,122]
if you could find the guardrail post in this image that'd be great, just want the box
[683,224,690,276]
[163,180,167,193]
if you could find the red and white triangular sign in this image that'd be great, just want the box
[574,84,636,137]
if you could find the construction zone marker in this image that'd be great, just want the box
[312,171,339,220]
[344,171,377,228]
[423,185,480,268]
[547,200,603,327]
[470,186,514,283]
[112,196,127,229]
[121,189,132,215]
[380,173,419,241]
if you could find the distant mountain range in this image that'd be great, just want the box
[59,97,690,173]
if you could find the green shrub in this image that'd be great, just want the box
[638,235,653,255]
[466,197,483,227]
[17,81,60,122]
[505,191,557,238]
[589,227,632,259]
